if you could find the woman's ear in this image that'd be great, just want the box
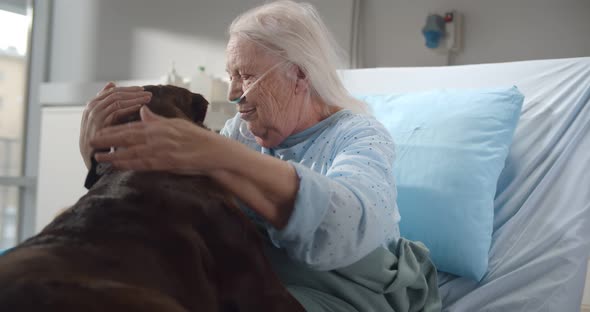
[294,66,309,94]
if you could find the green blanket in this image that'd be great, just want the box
[263,238,441,312]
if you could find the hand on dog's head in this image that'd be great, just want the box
[87,85,210,180]
[117,85,209,125]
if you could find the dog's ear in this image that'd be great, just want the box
[191,93,209,124]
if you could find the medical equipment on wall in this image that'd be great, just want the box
[421,11,462,53]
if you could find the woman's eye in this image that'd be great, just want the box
[241,74,252,80]
[229,74,239,82]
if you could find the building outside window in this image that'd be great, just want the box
[0,3,30,249]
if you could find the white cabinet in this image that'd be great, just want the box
[36,107,87,232]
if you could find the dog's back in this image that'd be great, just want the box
[0,86,303,311]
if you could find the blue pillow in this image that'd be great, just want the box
[356,87,523,280]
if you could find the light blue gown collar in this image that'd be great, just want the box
[274,109,351,149]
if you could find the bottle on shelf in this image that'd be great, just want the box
[161,61,189,89]
[190,65,213,101]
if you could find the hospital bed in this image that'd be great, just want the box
[339,57,590,311]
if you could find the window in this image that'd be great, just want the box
[0,186,18,249]
[0,2,31,249]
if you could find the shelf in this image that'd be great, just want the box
[39,80,160,106]
[39,81,236,131]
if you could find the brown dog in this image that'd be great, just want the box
[0,85,304,312]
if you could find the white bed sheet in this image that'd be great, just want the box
[339,57,590,311]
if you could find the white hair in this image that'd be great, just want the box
[228,0,367,115]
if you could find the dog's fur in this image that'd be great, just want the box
[0,85,304,312]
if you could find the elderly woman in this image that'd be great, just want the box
[81,1,440,311]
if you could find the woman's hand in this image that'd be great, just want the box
[80,82,153,169]
[90,106,230,175]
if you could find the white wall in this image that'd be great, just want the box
[47,0,590,78]
[360,0,590,67]
[51,0,590,77]
[49,0,353,83]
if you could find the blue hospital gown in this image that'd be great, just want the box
[220,109,401,270]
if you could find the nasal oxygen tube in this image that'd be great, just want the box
[229,61,286,104]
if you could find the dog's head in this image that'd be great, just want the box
[116,85,209,125]
[85,85,209,189]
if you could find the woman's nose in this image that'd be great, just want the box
[227,80,244,103]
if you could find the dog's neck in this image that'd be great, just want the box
[84,149,115,189]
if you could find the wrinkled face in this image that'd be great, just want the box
[225,36,313,148]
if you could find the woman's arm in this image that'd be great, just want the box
[208,152,299,229]
[91,106,299,229]
[259,117,400,271]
